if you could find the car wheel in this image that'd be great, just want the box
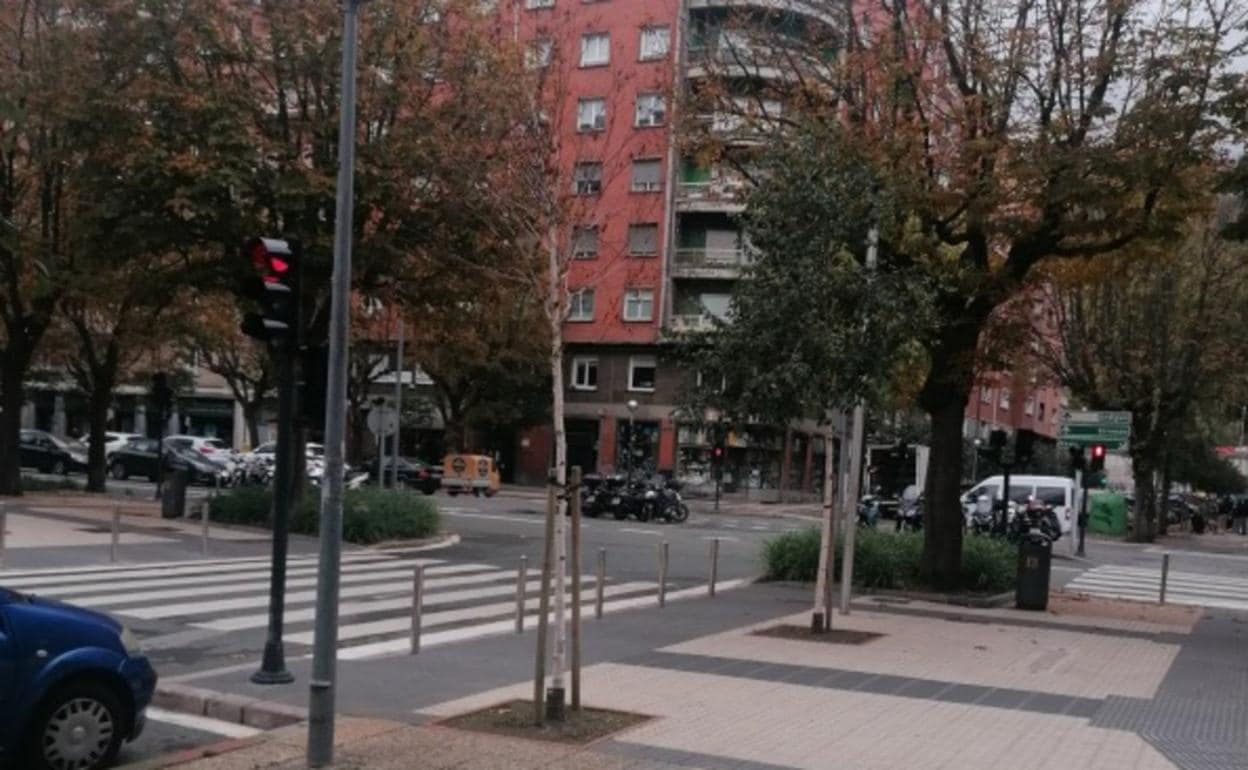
[110,462,128,481]
[51,459,66,476]
[26,679,126,770]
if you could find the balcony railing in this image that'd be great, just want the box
[674,246,751,268]
[677,177,747,206]
[669,314,720,333]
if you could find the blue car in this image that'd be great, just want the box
[0,585,156,770]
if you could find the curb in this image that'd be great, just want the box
[118,734,268,770]
[371,532,461,552]
[152,681,307,730]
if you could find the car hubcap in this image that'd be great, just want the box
[42,697,113,770]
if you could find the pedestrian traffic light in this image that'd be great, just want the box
[1089,444,1106,473]
[240,237,300,345]
[712,445,724,462]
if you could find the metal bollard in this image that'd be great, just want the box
[595,548,606,619]
[515,555,527,634]
[201,500,210,556]
[709,537,720,597]
[110,506,120,563]
[0,502,7,569]
[658,541,669,608]
[1160,552,1170,605]
[411,565,425,654]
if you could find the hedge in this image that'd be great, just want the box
[207,485,440,545]
[762,528,1016,593]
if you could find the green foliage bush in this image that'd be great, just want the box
[20,475,84,492]
[208,486,440,544]
[762,527,1015,593]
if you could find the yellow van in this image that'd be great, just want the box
[442,453,500,497]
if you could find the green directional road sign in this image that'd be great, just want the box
[1059,410,1132,449]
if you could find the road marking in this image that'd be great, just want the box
[146,706,261,738]
[1142,546,1248,563]
[442,510,543,525]
[750,525,769,531]
[1066,565,1248,611]
[619,528,663,536]
[0,551,389,588]
[702,535,741,542]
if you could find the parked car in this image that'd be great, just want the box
[372,457,442,494]
[165,435,240,473]
[19,430,88,475]
[102,432,143,459]
[0,585,156,770]
[108,439,230,486]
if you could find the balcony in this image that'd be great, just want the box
[668,314,721,334]
[676,176,747,212]
[672,247,752,279]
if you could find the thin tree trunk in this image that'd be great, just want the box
[244,402,262,449]
[85,380,112,492]
[920,397,967,586]
[0,351,30,495]
[546,229,569,702]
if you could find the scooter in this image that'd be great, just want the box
[657,479,689,523]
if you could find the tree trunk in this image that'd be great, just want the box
[919,396,966,586]
[1131,455,1157,542]
[243,401,262,449]
[85,381,112,493]
[0,353,29,496]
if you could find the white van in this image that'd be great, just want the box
[961,475,1080,534]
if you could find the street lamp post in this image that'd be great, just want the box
[626,399,638,478]
[971,437,982,484]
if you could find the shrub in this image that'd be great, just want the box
[959,534,1016,592]
[207,485,440,544]
[761,526,1016,594]
[761,527,822,581]
[20,475,84,492]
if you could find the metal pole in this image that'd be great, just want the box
[515,555,527,633]
[709,537,720,597]
[410,566,424,654]
[839,226,876,615]
[1076,467,1090,557]
[391,316,403,488]
[375,423,384,487]
[0,502,6,569]
[307,1,360,763]
[595,548,605,619]
[534,478,556,725]
[570,466,582,711]
[658,541,669,608]
[1160,552,1170,605]
[813,427,837,632]
[252,342,296,686]
[202,495,210,556]
[111,506,120,563]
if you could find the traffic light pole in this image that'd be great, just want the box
[308,0,361,763]
[1077,470,1089,557]
[251,345,295,685]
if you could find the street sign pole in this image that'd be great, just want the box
[307,0,361,764]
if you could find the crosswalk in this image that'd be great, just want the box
[1065,564,1248,612]
[0,551,743,660]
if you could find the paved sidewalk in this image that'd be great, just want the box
[141,584,1246,770]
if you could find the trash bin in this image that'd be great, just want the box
[1015,532,1052,611]
[161,469,188,519]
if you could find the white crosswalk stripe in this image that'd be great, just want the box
[2,552,733,660]
[1066,565,1248,612]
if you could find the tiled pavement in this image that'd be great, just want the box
[421,599,1242,770]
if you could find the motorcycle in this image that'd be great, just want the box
[656,479,689,523]
[857,496,881,528]
[968,495,994,535]
[894,486,923,532]
[1021,496,1062,542]
[579,474,607,518]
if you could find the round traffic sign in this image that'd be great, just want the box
[366,406,398,437]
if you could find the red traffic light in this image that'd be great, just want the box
[1091,444,1106,459]
[712,447,723,458]
[247,237,293,283]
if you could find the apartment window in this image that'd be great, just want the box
[571,357,598,391]
[635,93,665,127]
[580,32,610,67]
[628,224,659,256]
[576,98,606,132]
[631,159,662,192]
[526,38,553,69]
[1000,390,1011,409]
[568,288,594,321]
[526,0,554,8]
[1024,397,1035,416]
[980,385,992,404]
[639,26,670,60]
[628,355,657,392]
[1038,402,1047,421]
[623,288,654,321]
[572,226,599,259]
[573,162,602,195]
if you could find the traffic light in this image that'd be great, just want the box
[1068,446,1086,473]
[1089,443,1106,473]
[240,237,300,345]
